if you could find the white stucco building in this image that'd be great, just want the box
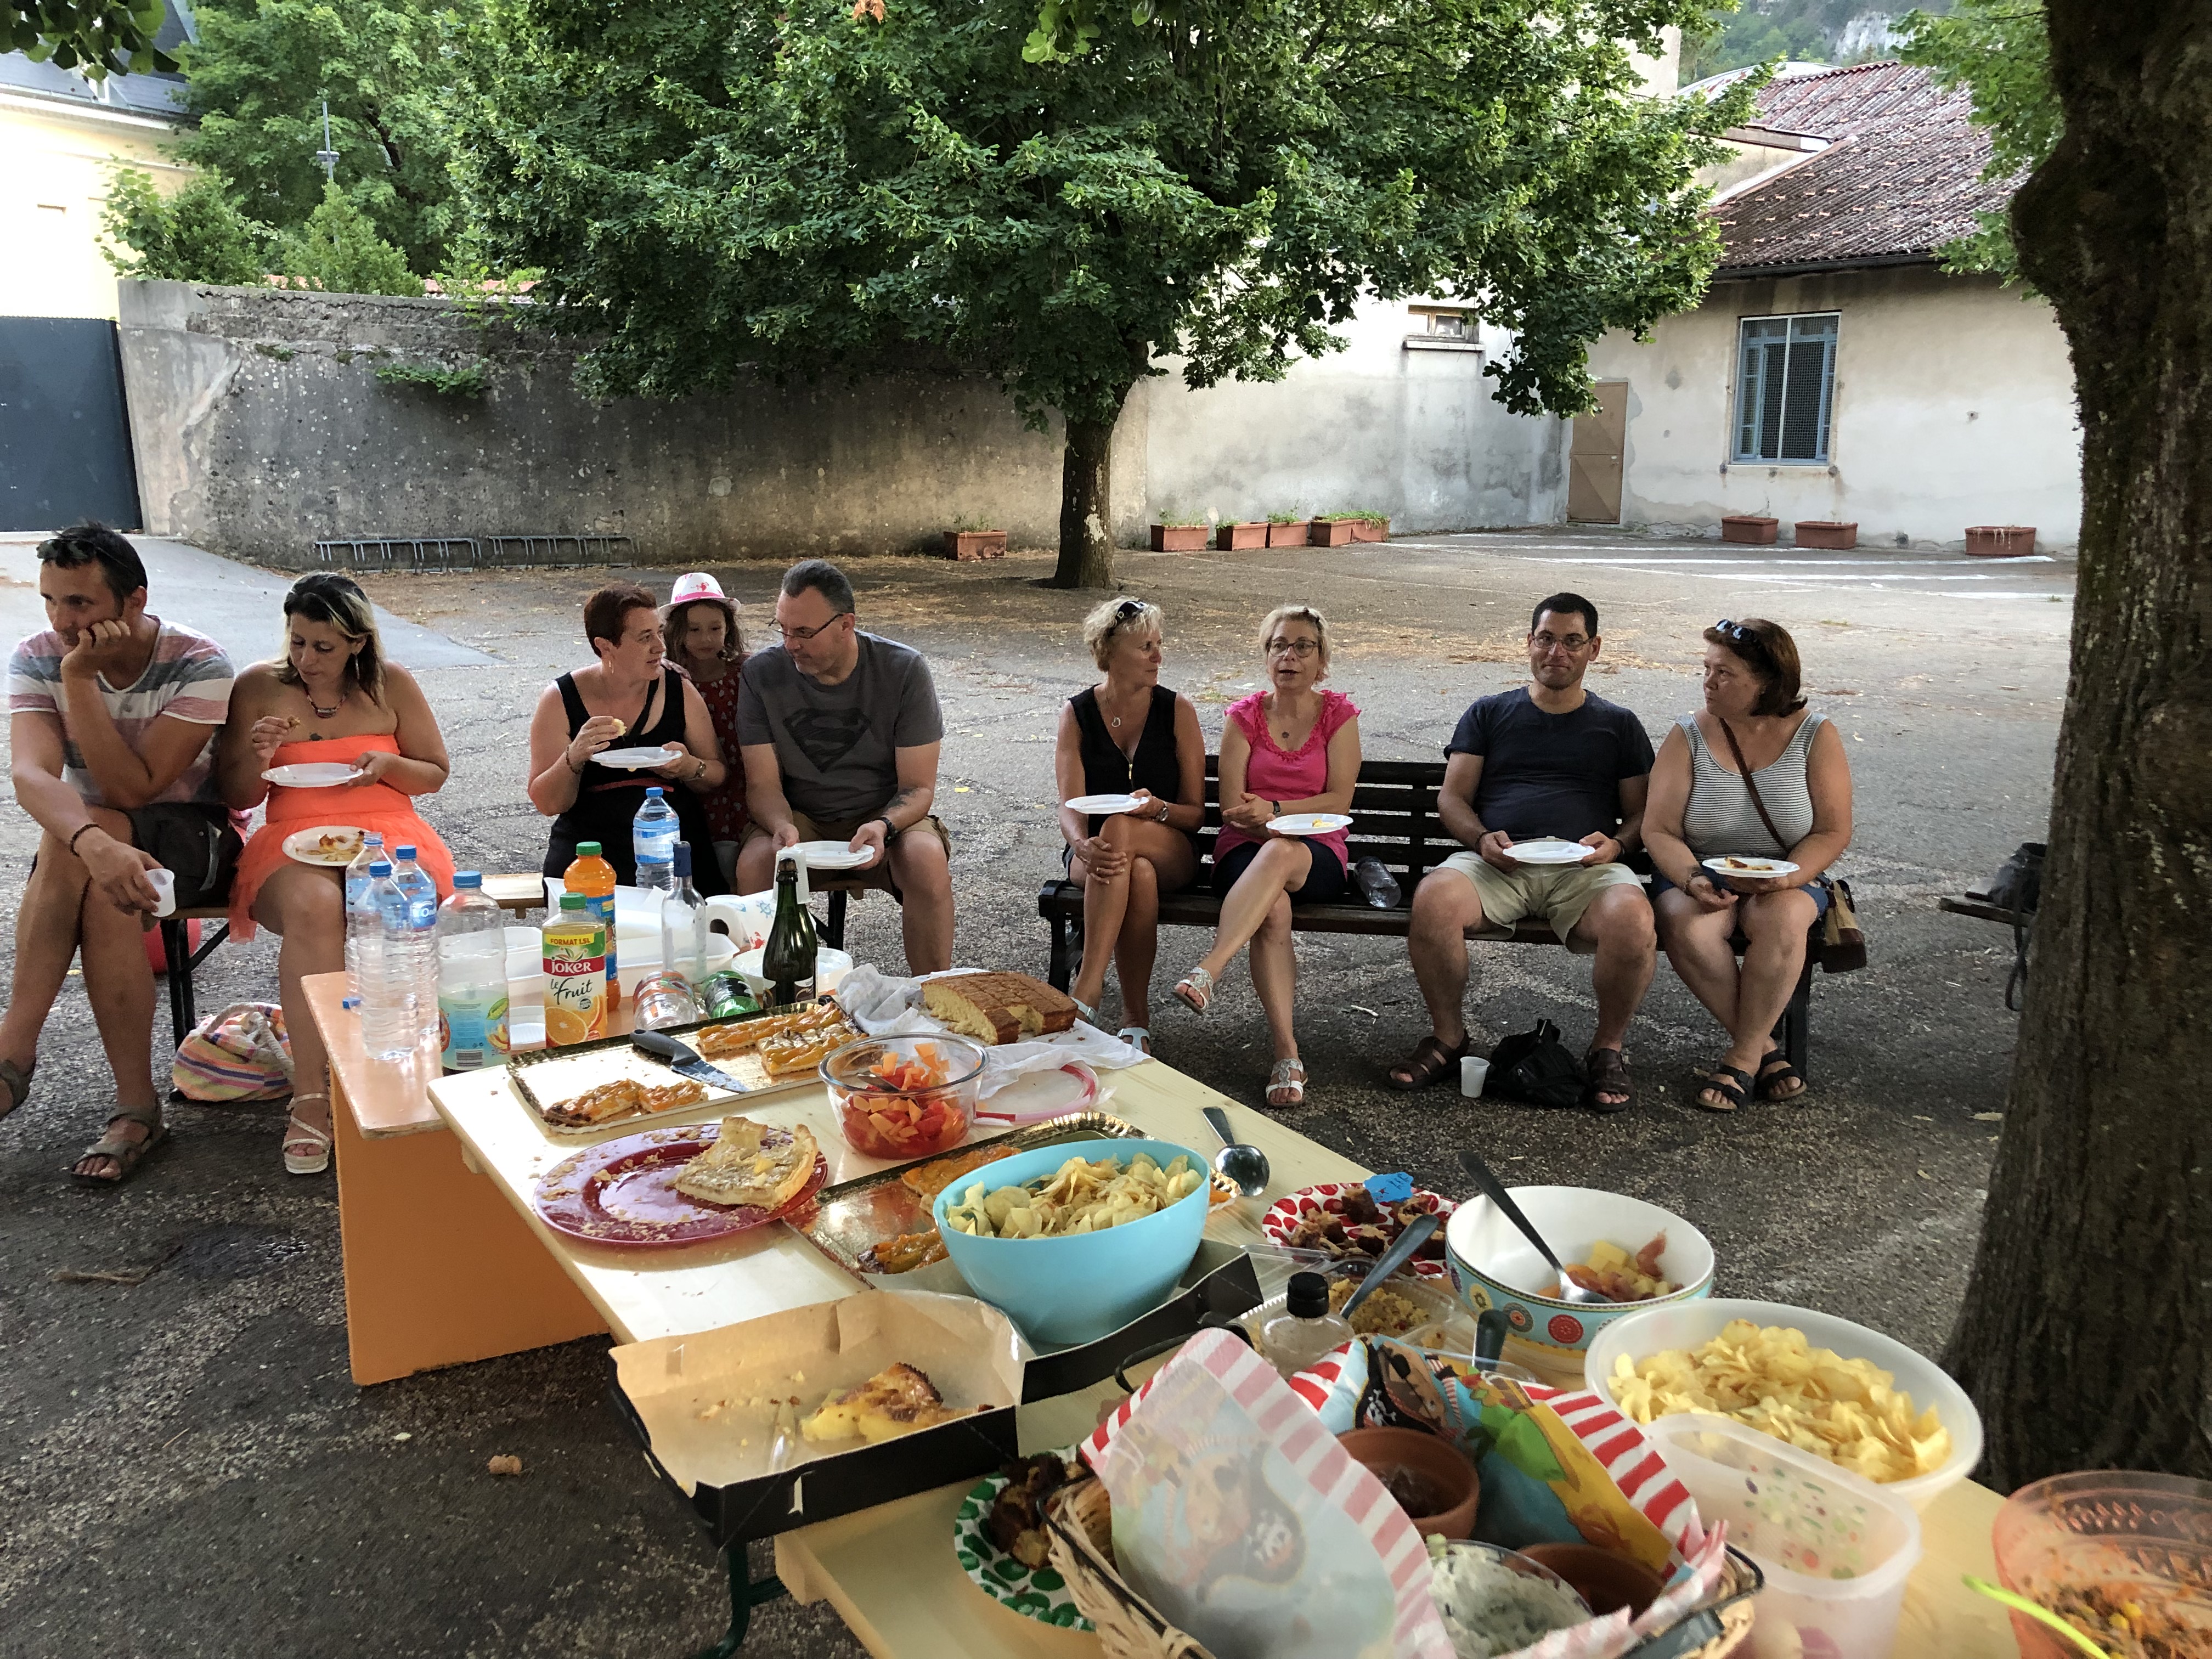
[1582,61,2082,554]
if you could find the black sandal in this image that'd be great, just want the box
[1756,1053,1807,1102]
[1388,1034,1471,1092]
[1582,1048,1634,1114]
[1694,1064,1753,1114]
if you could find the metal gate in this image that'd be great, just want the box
[0,317,144,532]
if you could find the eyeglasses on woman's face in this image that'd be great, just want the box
[1267,637,1320,659]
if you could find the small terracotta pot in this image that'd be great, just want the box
[1267,520,1310,547]
[941,529,1007,560]
[1308,518,1357,546]
[1793,519,1857,550]
[1519,1542,1666,1618]
[1351,516,1389,543]
[1721,514,1779,545]
[1336,1426,1481,1539]
[1150,523,1209,552]
[1216,521,1267,550]
[1966,524,2035,557]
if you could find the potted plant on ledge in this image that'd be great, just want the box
[1266,512,1310,548]
[1308,513,1359,547]
[1150,517,1211,552]
[1215,519,1268,550]
[941,518,1008,560]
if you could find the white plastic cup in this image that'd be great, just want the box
[1460,1053,1489,1097]
[145,868,177,918]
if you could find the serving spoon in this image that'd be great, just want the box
[1339,1212,1441,1322]
[1458,1149,1609,1306]
[1202,1105,1271,1197]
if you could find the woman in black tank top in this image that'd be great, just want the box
[526,584,732,894]
[1051,599,1205,1051]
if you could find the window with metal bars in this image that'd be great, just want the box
[1733,313,1838,463]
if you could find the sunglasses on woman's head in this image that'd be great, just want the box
[1114,599,1145,622]
[1714,619,1766,655]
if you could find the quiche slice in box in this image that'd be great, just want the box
[799,1362,964,1444]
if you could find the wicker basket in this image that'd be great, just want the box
[1042,1474,1762,1659]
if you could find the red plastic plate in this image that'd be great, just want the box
[532,1121,829,1249]
[1260,1181,1457,1277]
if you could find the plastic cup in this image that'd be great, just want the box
[145,868,176,917]
[1459,1054,1489,1096]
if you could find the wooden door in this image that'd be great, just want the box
[1566,380,1628,524]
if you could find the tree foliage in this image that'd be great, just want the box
[6,0,174,77]
[278,180,424,295]
[99,164,273,285]
[1900,0,2057,282]
[179,0,471,275]
[460,0,1747,584]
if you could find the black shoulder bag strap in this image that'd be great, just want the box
[1712,718,1792,855]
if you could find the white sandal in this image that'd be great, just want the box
[284,1094,333,1175]
[1173,967,1214,1014]
[1116,1026,1153,1057]
[1266,1058,1307,1109]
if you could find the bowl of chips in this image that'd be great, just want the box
[932,1138,1211,1347]
[1584,1299,1983,1511]
[1443,1186,1714,1385]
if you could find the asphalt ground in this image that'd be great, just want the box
[0,528,2072,1658]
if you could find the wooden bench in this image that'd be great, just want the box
[1035,757,1816,1076]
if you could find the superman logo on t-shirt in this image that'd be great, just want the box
[784,707,873,774]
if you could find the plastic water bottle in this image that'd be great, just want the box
[660,842,709,988]
[342,831,386,997]
[391,846,441,1048]
[435,872,509,1072]
[632,787,680,891]
[352,861,417,1062]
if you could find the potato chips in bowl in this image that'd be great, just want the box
[1584,1297,1983,1511]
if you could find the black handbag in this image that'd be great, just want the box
[1970,842,2046,1010]
[1481,1018,1584,1110]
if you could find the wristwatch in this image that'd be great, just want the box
[1156,799,1171,823]
[690,758,708,782]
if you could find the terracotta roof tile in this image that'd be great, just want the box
[1713,62,2013,275]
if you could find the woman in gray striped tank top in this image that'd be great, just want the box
[1644,619,1854,1113]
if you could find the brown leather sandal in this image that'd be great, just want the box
[1583,1048,1634,1114]
[67,1108,169,1186]
[1387,1034,1472,1092]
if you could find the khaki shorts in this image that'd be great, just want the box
[1436,851,1644,943]
[741,809,951,891]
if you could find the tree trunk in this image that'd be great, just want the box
[1944,3,2212,1486]
[1053,405,1124,590]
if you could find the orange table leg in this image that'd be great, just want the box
[333,1080,605,1385]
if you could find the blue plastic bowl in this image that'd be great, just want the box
[930,1137,1210,1347]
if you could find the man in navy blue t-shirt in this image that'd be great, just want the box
[1385,592,1656,1110]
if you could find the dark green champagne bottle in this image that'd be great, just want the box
[762,851,818,1008]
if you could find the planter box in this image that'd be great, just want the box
[1350,516,1390,543]
[1215,521,1268,550]
[1267,521,1310,548]
[1793,520,1858,550]
[1150,523,1210,552]
[941,529,1007,561]
[1965,524,2036,557]
[1721,515,1779,545]
[1308,518,1357,547]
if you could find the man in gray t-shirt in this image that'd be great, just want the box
[736,560,953,972]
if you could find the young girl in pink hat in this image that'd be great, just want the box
[662,572,750,886]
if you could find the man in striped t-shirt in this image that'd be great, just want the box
[4,524,241,1184]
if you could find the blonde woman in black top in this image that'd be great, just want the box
[1053,599,1204,1053]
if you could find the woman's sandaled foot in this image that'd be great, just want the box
[1172,967,1214,1014]
[1755,1052,1807,1102]
[285,1094,333,1176]
[1116,1026,1153,1057]
[0,1056,33,1122]
[1387,1033,1471,1092]
[1266,1058,1307,1109]
[1583,1048,1634,1114]
[68,1109,168,1186]
[1694,1064,1754,1113]
[1071,995,1100,1026]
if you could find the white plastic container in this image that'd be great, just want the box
[1583,1297,1983,1513]
[1644,1413,1921,1659]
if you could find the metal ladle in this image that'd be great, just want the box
[1202,1105,1271,1197]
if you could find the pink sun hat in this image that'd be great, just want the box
[668,571,736,607]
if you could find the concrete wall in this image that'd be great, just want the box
[1139,304,1568,533]
[116,279,1566,566]
[1584,264,2082,551]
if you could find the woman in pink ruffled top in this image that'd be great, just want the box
[1172,605,1360,1108]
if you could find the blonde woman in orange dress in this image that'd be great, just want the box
[218,574,454,1174]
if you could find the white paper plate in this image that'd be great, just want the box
[1702,855,1800,877]
[262,761,364,788]
[1064,793,1144,816]
[282,825,367,868]
[1503,838,1595,865]
[594,746,679,770]
[792,839,878,870]
[1266,813,1352,837]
